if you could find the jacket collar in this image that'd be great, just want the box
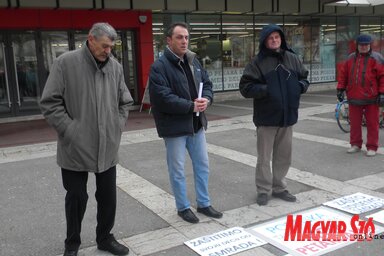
[81,41,113,72]
[164,46,196,66]
[356,49,372,57]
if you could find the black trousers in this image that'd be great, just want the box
[61,166,116,250]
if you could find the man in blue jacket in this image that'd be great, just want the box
[239,24,309,206]
[148,22,222,223]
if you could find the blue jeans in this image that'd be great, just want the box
[163,128,210,211]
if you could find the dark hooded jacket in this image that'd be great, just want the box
[239,24,309,127]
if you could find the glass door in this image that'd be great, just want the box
[0,31,41,117]
[125,31,138,103]
[0,34,11,115]
[12,32,40,114]
[41,31,69,81]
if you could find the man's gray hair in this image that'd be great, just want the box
[89,22,117,41]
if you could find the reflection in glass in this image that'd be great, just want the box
[74,32,88,49]
[221,15,254,90]
[316,18,336,83]
[11,32,40,111]
[126,31,136,97]
[41,31,69,74]
[113,38,123,63]
[336,17,359,64]
[0,39,11,113]
[188,14,223,91]
[283,16,308,63]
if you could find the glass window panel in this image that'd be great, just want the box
[316,17,337,83]
[360,16,382,53]
[336,17,359,63]
[0,35,11,113]
[336,17,359,83]
[221,15,254,90]
[12,32,39,100]
[41,31,69,73]
[283,16,309,64]
[74,32,88,50]
[152,14,166,61]
[126,31,136,97]
[187,14,223,91]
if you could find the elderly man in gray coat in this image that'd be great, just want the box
[40,22,132,256]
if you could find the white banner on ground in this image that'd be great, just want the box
[366,210,384,225]
[247,206,384,256]
[184,226,266,256]
[323,192,384,214]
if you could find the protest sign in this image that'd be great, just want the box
[184,227,266,256]
[323,193,384,214]
[366,210,384,225]
[247,206,384,256]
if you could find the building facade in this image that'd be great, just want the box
[0,0,383,120]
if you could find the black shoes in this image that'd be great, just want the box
[98,237,129,255]
[272,190,297,202]
[178,208,200,223]
[63,248,78,256]
[178,206,223,223]
[197,206,223,219]
[257,193,268,206]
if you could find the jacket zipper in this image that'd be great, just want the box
[178,60,195,135]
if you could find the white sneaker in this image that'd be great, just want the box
[366,150,376,157]
[347,146,361,153]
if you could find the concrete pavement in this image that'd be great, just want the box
[1,90,384,256]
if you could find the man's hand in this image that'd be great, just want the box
[337,89,345,102]
[194,98,210,113]
[378,94,384,106]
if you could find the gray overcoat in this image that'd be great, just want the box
[40,44,133,173]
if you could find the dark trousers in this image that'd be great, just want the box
[61,166,117,250]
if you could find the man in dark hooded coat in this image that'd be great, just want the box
[239,24,309,206]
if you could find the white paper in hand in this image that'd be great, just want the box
[196,82,203,116]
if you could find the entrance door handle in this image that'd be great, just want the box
[1,43,11,108]
[11,43,21,106]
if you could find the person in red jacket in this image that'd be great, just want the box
[337,34,384,156]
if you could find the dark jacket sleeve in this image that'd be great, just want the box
[297,59,310,94]
[200,65,214,104]
[239,60,268,99]
[148,63,194,115]
[372,52,384,94]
